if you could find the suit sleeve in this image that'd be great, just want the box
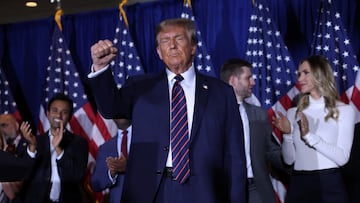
[224,87,247,203]
[91,144,114,191]
[87,68,132,119]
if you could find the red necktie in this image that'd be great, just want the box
[121,130,128,158]
[5,143,16,155]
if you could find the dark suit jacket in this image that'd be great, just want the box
[0,135,31,182]
[0,151,34,182]
[22,130,88,203]
[88,69,247,203]
[243,102,285,203]
[342,122,360,203]
[91,135,124,203]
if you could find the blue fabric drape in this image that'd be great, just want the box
[0,0,359,124]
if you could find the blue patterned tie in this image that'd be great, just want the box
[170,74,190,184]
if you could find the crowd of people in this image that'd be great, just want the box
[1,18,359,203]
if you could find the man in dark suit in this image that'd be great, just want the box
[91,118,132,203]
[0,113,35,202]
[20,93,89,203]
[220,58,288,203]
[87,18,247,203]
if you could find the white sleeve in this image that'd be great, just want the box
[303,105,356,166]
[281,108,296,165]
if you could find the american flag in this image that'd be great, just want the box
[38,14,118,200]
[180,0,216,77]
[0,65,21,120]
[245,1,299,202]
[110,14,145,88]
[311,0,360,122]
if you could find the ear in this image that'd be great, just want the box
[191,44,196,55]
[228,75,236,87]
[15,122,19,130]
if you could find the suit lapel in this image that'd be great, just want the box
[244,103,257,153]
[154,74,171,148]
[190,74,209,143]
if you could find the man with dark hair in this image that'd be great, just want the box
[20,93,89,203]
[221,58,288,203]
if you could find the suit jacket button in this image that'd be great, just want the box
[163,146,169,151]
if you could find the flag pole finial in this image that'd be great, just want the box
[55,8,63,31]
[119,0,129,27]
[184,0,192,9]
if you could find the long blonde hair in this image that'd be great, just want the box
[296,55,340,121]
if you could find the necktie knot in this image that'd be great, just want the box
[5,142,16,155]
[174,74,184,82]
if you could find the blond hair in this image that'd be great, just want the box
[296,55,340,121]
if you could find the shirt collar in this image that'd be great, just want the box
[166,64,196,85]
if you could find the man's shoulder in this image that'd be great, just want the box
[247,103,267,113]
[196,73,232,90]
[99,135,117,148]
[127,73,162,84]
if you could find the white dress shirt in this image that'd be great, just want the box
[108,126,133,183]
[239,102,254,178]
[49,132,64,202]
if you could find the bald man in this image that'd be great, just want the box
[0,114,35,185]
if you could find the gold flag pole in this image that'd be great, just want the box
[119,0,129,27]
[184,0,192,8]
[55,8,63,31]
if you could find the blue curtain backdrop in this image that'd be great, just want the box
[1,0,359,125]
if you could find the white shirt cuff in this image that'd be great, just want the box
[108,170,117,185]
[87,65,109,78]
[303,133,321,147]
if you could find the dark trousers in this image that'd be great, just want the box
[154,168,191,203]
[286,168,349,203]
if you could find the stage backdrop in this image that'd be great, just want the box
[0,0,359,126]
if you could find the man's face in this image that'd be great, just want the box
[156,25,196,74]
[229,67,255,101]
[46,100,71,130]
[0,114,18,141]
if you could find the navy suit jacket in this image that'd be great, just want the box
[88,69,247,203]
[22,130,89,203]
[91,135,125,203]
